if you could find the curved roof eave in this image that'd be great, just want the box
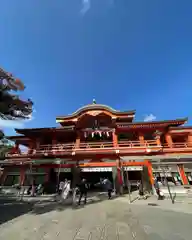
[56,104,135,120]
[116,118,188,127]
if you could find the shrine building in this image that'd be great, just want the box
[1,102,192,192]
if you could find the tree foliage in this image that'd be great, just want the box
[0,67,33,120]
[0,135,13,160]
[0,67,34,160]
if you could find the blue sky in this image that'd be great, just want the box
[0,0,192,136]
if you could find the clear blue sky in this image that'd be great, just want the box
[0,0,192,136]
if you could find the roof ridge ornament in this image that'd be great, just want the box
[92,99,96,104]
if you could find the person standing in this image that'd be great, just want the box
[61,180,71,200]
[154,177,161,199]
[137,181,144,197]
[31,180,36,197]
[78,178,88,205]
[58,181,64,195]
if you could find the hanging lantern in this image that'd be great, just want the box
[106,132,109,137]
[92,132,94,138]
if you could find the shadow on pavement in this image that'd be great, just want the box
[31,193,118,215]
[0,198,33,225]
[0,193,119,225]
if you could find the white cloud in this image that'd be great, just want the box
[144,114,156,122]
[0,116,34,129]
[0,119,25,128]
[80,0,91,15]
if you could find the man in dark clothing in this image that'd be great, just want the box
[102,178,113,199]
[137,181,144,196]
[78,179,88,205]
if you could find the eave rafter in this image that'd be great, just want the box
[116,118,188,129]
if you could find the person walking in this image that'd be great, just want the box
[102,178,113,199]
[78,178,88,205]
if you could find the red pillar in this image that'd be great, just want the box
[19,167,25,185]
[44,168,50,182]
[165,133,173,147]
[188,134,192,147]
[36,138,40,150]
[177,164,188,185]
[28,141,35,154]
[116,157,123,194]
[0,169,7,185]
[138,132,145,146]
[52,133,57,154]
[155,136,161,146]
[144,160,154,186]
[112,130,118,147]
[75,131,81,149]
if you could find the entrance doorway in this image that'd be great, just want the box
[45,168,72,193]
[123,166,143,192]
[80,167,113,192]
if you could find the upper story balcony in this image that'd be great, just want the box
[6,140,192,159]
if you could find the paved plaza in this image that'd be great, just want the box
[0,195,192,240]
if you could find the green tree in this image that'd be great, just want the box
[0,132,13,160]
[0,67,33,159]
[0,67,33,120]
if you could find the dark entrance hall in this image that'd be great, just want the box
[80,170,113,191]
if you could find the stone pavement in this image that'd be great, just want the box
[0,198,148,240]
[0,195,192,239]
[117,194,192,214]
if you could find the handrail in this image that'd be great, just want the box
[163,142,189,148]
[6,141,192,157]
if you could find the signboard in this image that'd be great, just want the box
[160,172,172,177]
[124,166,143,171]
[81,167,112,172]
[55,168,71,173]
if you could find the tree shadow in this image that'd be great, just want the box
[0,198,33,225]
[31,192,119,215]
[0,193,119,225]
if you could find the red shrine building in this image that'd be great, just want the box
[1,102,192,191]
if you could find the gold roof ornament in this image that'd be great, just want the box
[92,99,96,104]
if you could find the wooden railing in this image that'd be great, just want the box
[6,141,192,157]
[163,142,189,148]
[118,140,158,148]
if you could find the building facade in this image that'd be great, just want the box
[1,102,192,191]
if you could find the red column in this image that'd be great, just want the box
[28,141,35,154]
[155,136,161,146]
[144,160,154,185]
[188,134,192,147]
[177,164,188,185]
[165,133,173,147]
[52,133,57,154]
[36,138,40,150]
[116,158,123,194]
[52,131,57,145]
[112,130,118,147]
[19,167,25,185]
[15,142,19,152]
[0,169,7,185]
[44,168,50,182]
[75,131,81,149]
[138,132,145,146]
